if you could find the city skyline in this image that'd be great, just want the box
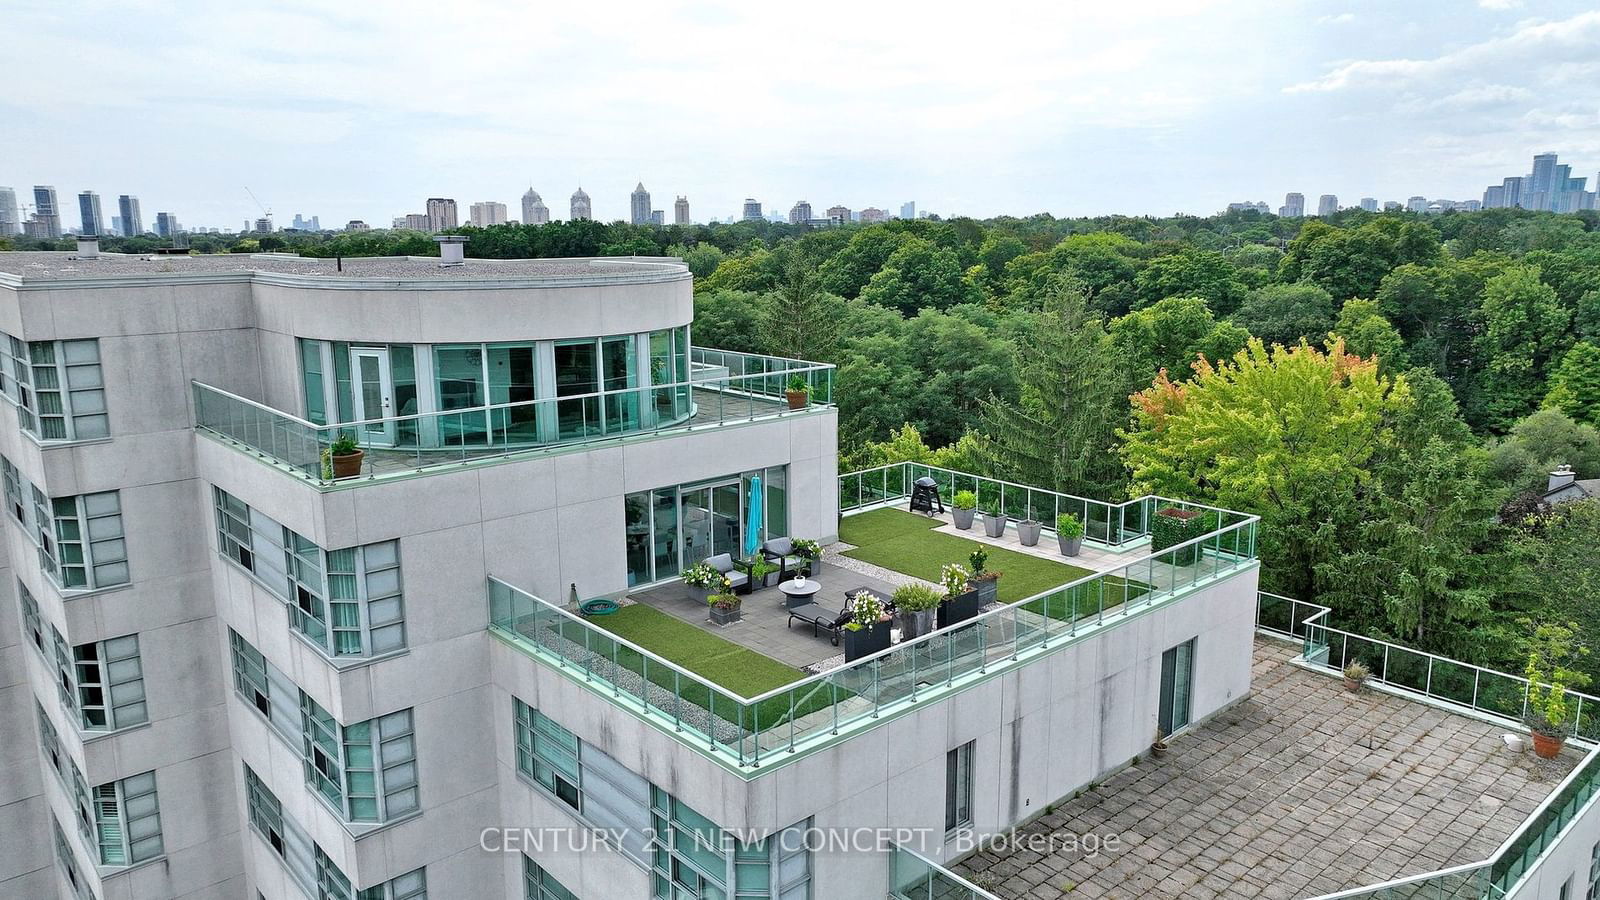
[6,3,1600,227]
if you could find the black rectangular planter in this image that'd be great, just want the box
[938,589,982,628]
[843,620,892,661]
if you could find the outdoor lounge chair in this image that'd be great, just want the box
[787,602,847,645]
[761,536,810,579]
[704,553,751,595]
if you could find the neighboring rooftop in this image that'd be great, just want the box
[957,639,1579,900]
[0,251,688,282]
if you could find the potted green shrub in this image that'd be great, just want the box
[1017,517,1042,547]
[1342,660,1370,693]
[749,559,781,588]
[951,490,977,530]
[938,562,981,628]
[1056,513,1084,557]
[966,548,1000,606]
[892,583,942,641]
[1151,506,1215,566]
[1524,622,1591,759]
[321,432,364,479]
[842,592,891,661]
[682,563,731,606]
[708,593,742,626]
[785,374,811,410]
[791,538,823,574]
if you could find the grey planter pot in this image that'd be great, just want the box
[1017,520,1042,546]
[1058,534,1083,557]
[709,606,741,626]
[689,585,714,605]
[952,507,976,529]
[971,577,999,606]
[983,513,1008,538]
[897,607,937,641]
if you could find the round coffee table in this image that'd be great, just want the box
[778,578,821,609]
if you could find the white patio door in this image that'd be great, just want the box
[350,347,396,446]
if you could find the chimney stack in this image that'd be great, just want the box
[74,235,100,258]
[434,234,468,267]
[1549,465,1577,493]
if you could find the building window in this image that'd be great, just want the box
[18,579,42,652]
[343,708,419,822]
[0,459,128,591]
[51,624,75,712]
[524,856,579,900]
[246,763,362,900]
[69,756,94,846]
[73,633,147,730]
[25,339,109,441]
[358,868,428,900]
[214,487,406,659]
[513,699,652,863]
[92,770,163,866]
[4,335,36,433]
[946,742,974,834]
[36,700,63,778]
[53,816,94,900]
[1588,840,1600,899]
[1159,638,1196,737]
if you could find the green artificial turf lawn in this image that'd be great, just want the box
[584,604,807,698]
[840,508,1093,604]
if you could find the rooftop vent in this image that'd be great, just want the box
[1550,465,1577,493]
[73,235,100,259]
[434,234,468,267]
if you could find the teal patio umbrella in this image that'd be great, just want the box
[745,475,763,558]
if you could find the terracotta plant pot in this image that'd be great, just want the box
[785,390,809,410]
[1343,677,1364,693]
[331,450,364,479]
[1531,731,1565,760]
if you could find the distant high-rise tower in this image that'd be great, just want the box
[571,187,592,221]
[0,187,18,235]
[1279,192,1304,217]
[469,201,508,227]
[741,199,762,221]
[630,183,652,225]
[789,201,813,224]
[155,212,179,237]
[650,210,664,227]
[117,195,143,236]
[826,205,851,224]
[859,207,886,224]
[900,201,915,220]
[425,198,457,231]
[254,217,273,234]
[1359,198,1377,212]
[77,191,104,235]
[1406,196,1428,213]
[1316,194,1338,216]
[33,186,62,237]
[522,188,549,225]
[674,196,690,226]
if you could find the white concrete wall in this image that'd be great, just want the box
[0,538,54,899]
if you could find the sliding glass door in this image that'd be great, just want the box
[349,348,396,446]
[624,467,789,586]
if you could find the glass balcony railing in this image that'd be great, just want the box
[887,845,1002,900]
[488,494,1258,772]
[838,462,1241,551]
[192,347,833,487]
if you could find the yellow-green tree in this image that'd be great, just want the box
[1121,339,1409,597]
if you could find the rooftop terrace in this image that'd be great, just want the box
[956,639,1580,900]
[0,250,688,282]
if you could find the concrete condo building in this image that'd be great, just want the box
[32,186,63,239]
[1278,192,1304,218]
[2,239,1599,900]
[569,188,591,222]
[788,201,812,225]
[1316,194,1338,216]
[630,184,651,226]
[741,199,762,221]
[117,196,143,238]
[522,190,550,226]
[674,197,690,227]
[424,199,457,233]
[77,192,105,237]
[0,187,19,236]
[469,203,509,228]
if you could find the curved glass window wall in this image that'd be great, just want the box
[297,328,691,449]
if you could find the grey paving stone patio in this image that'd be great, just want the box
[956,639,1578,900]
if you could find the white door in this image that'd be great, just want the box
[350,348,396,446]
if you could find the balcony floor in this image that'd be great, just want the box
[955,638,1579,900]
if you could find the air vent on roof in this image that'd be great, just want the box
[434,234,468,267]
[73,236,100,259]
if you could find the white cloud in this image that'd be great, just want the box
[1479,0,1522,9]
[1316,12,1355,25]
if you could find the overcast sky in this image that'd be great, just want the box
[6,0,1600,229]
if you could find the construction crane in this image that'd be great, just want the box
[244,187,272,230]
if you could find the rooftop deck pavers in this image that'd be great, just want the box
[956,639,1579,900]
